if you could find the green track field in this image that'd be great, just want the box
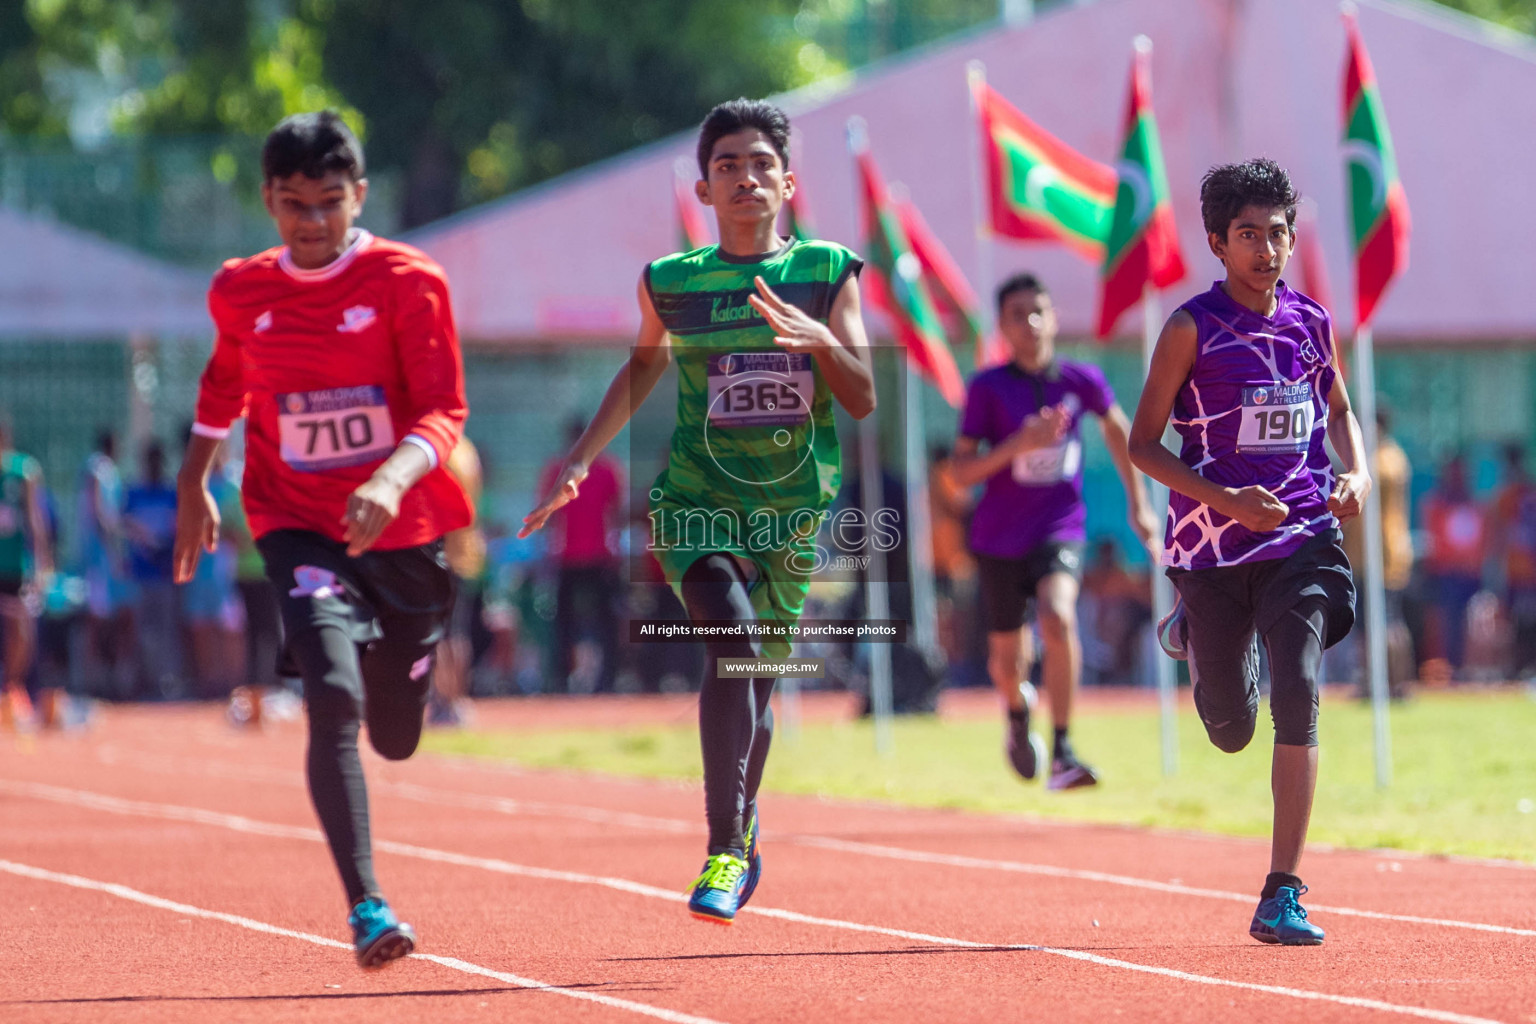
[422,689,1536,863]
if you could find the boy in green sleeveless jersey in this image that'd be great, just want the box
[0,413,52,731]
[523,99,875,924]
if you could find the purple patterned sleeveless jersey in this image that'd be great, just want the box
[1164,281,1338,570]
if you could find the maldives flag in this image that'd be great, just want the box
[1343,9,1410,329]
[971,74,1117,262]
[781,186,816,241]
[673,158,711,252]
[852,133,965,407]
[1095,38,1187,339]
[895,195,984,356]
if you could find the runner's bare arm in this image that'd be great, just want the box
[748,274,875,419]
[1324,333,1372,524]
[174,433,224,584]
[1098,403,1159,549]
[21,464,51,579]
[520,273,672,538]
[1129,310,1288,533]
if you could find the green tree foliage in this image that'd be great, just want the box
[1434,0,1535,32]
[2,0,1532,232]
[305,0,824,225]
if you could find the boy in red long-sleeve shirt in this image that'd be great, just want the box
[174,111,470,968]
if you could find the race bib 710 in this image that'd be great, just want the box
[277,386,395,472]
[1237,382,1314,454]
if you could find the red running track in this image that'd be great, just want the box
[2,701,1533,1024]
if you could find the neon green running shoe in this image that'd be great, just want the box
[686,852,750,925]
[738,809,762,909]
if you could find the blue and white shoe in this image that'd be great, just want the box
[738,810,763,909]
[686,853,750,925]
[349,896,417,968]
[1250,885,1325,945]
[1156,594,1188,661]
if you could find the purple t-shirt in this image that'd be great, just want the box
[960,360,1114,558]
[1164,281,1338,570]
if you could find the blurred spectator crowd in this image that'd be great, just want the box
[6,404,1536,732]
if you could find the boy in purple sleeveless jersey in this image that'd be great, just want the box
[952,274,1158,791]
[1129,160,1371,946]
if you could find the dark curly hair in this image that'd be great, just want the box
[1199,158,1299,238]
[695,98,790,179]
[262,111,364,183]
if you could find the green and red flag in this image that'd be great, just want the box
[781,185,816,241]
[673,158,711,252]
[894,192,984,356]
[971,72,1117,262]
[1342,8,1410,329]
[851,125,965,407]
[1293,206,1337,319]
[1095,37,1187,339]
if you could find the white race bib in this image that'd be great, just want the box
[1237,383,1314,454]
[706,352,814,428]
[277,386,395,472]
[0,503,16,536]
[1013,439,1080,484]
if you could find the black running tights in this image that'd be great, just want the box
[680,553,775,856]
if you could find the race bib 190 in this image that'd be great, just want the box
[706,352,814,428]
[1013,438,1081,485]
[1237,382,1314,454]
[277,386,395,472]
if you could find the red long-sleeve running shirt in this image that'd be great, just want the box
[194,230,472,549]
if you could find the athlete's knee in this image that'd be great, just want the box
[367,726,421,761]
[304,679,361,726]
[1036,603,1075,646]
[1192,682,1258,753]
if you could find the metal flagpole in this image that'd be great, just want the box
[904,361,940,659]
[1142,286,1178,776]
[860,411,896,755]
[966,62,998,357]
[848,116,895,755]
[1352,324,1393,788]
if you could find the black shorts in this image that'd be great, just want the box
[1169,529,1355,749]
[0,577,23,599]
[257,529,456,678]
[975,541,1084,634]
[1168,528,1356,653]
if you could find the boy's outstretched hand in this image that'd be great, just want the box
[520,462,588,539]
[748,276,835,352]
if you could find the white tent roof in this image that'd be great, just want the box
[413,0,1536,344]
[0,204,209,338]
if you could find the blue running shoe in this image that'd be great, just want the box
[738,810,763,909]
[349,896,417,968]
[686,853,750,925]
[1250,885,1325,946]
[1156,594,1188,661]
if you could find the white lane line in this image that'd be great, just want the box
[83,749,1536,939]
[0,780,1512,1024]
[0,858,728,1024]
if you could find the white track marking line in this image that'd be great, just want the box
[0,780,1513,1024]
[83,749,1536,939]
[0,858,728,1024]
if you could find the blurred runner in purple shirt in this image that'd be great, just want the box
[950,273,1158,792]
